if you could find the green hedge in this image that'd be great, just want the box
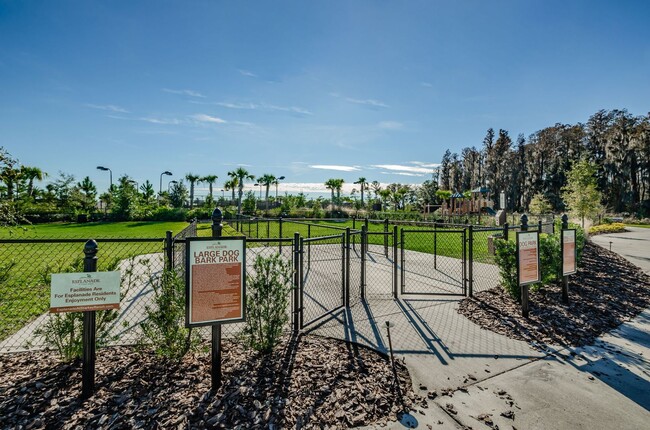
[495,223,585,300]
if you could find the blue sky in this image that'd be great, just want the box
[1,0,649,198]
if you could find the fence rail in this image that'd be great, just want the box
[1,213,564,354]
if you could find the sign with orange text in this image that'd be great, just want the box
[562,229,577,276]
[185,237,246,327]
[517,231,540,286]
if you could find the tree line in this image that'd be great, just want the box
[436,109,650,216]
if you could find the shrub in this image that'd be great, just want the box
[140,268,199,360]
[241,253,293,353]
[588,223,626,236]
[494,238,518,299]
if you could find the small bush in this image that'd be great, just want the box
[588,223,626,236]
[494,238,518,299]
[140,269,199,360]
[241,253,293,353]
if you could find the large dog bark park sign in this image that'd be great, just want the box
[186,237,246,327]
[50,271,121,313]
[517,231,540,286]
[562,229,577,276]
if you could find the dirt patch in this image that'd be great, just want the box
[459,242,650,347]
[0,335,416,429]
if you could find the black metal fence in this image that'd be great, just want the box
[0,214,557,353]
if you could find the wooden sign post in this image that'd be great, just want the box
[517,230,540,318]
[185,230,246,392]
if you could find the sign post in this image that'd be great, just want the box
[186,208,246,392]
[517,221,540,318]
[561,214,576,304]
[49,240,121,399]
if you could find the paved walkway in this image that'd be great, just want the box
[308,231,650,429]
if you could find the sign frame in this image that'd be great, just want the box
[50,271,121,313]
[185,236,246,328]
[516,231,541,286]
[561,228,577,276]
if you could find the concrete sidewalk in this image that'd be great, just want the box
[312,234,650,429]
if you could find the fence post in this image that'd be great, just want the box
[519,213,529,318]
[361,225,367,300]
[384,218,389,258]
[561,214,569,304]
[400,228,405,292]
[165,230,173,270]
[82,239,98,400]
[434,222,438,270]
[364,217,369,232]
[345,228,351,307]
[503,222,509,242]
[538,219,543,233]
[352,217,356,251]
[279,217,283,253]
[299,237,305,329]
[468,225,473,297]
[293,232,301,332]
[393,225,398,299]
[210,208,224,391]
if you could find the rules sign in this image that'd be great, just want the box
[185,237,246,327]
[562,229,577,276]
[517,231,540,286]
[50,271,121,313]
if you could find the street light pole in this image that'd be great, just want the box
[168,180,177,193]
[275,175,285,202]
[96,166,112,190]
[159,171,172,196]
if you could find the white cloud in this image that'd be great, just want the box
[310,165,361,172]
[191,114,227,124]
[420,82,433,88]
[162,88,206,98]
[86,104,130,113]
[345,98,389,108]
[372,164,438,174]
[139,117,183,125]
[410,161,441,168]
[381,171,423,177]
[238,69,257,77]
[378,121,403,130]
[213,101,312,116]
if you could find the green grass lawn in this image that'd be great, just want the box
[0,221,190,342]
[1,221,191,238]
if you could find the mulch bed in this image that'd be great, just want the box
[459,241,650,347]
[0,335,417,429]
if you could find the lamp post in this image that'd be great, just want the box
[159,171,172,196]
[96,166,112,190]
[128,180,139,192]
[168,180,177,192]
[275,175,285,202]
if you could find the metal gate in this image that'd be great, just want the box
[400,228,467,296]
[299,233,346,329]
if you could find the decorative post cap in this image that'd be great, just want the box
[84,240,98,256]
[211,207,223,223]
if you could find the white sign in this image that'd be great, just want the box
[50,271,121,313]
[500,192,506,210]
[186,238,246,326]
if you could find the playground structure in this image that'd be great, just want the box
[439,187,495,217]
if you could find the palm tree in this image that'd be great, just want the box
[257,174,276,213]
[378,189,391,211]
[324,179,338,211]
[185,173,201,209]
[202,175,218,202]
[228,167,255,215]
[0,165,21,201]
[20,166,47,199]
[224,178,238,205]
[354,177,368,207]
